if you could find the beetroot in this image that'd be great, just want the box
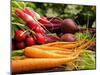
[25,36,35,46]
[15,30,26,42]
[43,17,62,33]
[62,19,79,34]
[61,33,76,42]
[44,23,62,33]
[44,34,60,43]
[50,18,62,24]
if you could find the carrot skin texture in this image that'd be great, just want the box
[24,47,68,58]
[12,58,70,74]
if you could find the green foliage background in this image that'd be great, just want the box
[12,1,96,19]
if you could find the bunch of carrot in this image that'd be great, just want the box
[12,40,93,74]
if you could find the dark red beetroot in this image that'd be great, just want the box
[16,41,25,49]
[15,30,26,42]
[43,17,62,33]
[25,36,35,46]
[62,19,79,34]
[44,34,61,43]
[50,18,62,24]
[61,33,76,42]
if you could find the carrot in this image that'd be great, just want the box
[45,42,76,46]
[78,40,93,49]
[33,45,66,50]
[24,47,69,58]
[51,44,77,49]
[12,56,79,74]
[44,40,86,49]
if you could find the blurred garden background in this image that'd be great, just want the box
[12,0,96,28]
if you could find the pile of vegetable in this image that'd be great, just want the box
[12,1,96,74]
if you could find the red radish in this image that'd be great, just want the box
[15,30,26,42]
[35,26,45,34]
[23,7,41,20]
[16,41,25,49]
[61,33,76,42]
[25,36,35,46]
[26,21,45,34]
[41,16,48,20]
[23,8,50,24]
[26,20,38,30]
[36,33,45,44]
[16,9,45,34]
[38,17,50,24]
[16,9,34,22]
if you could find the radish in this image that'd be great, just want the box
[15,30,26,42]
[36,33,45,44]
[16,41,25,49]
[38,16,50,24]
[35,26,45,34]
[16,9,34,22]
[25,36,35,46]
[23,8,50,24]
[16,9,45,34]
[23,7,41,20]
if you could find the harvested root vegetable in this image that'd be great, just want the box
[25,36,35,46]
[62,19,79,34]
[44,34,60,43]
[61,33,76,42]
[24,47,68,58]
[12,53,81,74]
[15,30,26,42]
[12,40,93,74]
[44,40,86,49]
[33,45,66,50]
[45,42,77,49]
[43,17,62,33]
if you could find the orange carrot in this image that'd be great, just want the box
[45,42,76,46]
[24,47,69,58]
[12,57,78,74]
[78,40,93,49]
[44,40,86,49]
[33,45,66,50]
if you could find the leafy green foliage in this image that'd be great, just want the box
[76,50,96,70]
[75,32,92,40]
